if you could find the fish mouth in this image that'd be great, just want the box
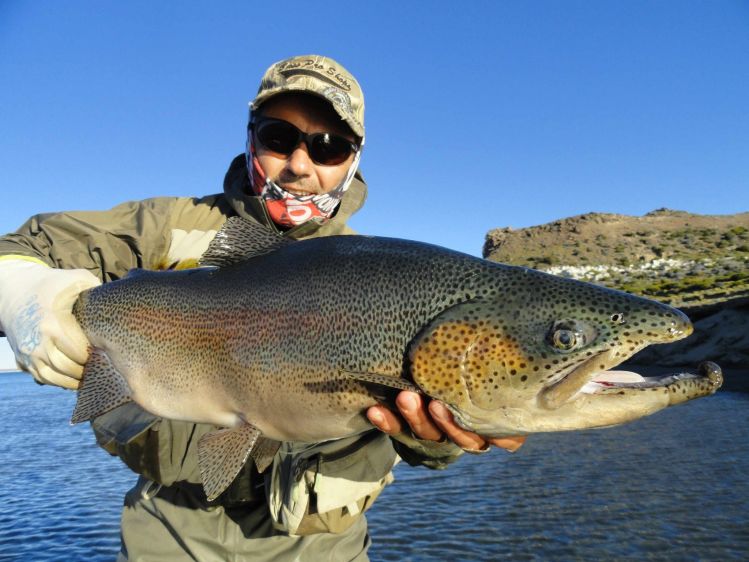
[579,361,723,394]
[539,350,617,409]
[539,348,722,410]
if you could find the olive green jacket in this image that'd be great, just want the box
[0,155,463,538]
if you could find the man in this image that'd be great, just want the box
[0,55,524,560]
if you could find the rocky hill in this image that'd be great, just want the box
[483,209,749,371]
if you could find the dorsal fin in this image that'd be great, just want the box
[200,216,292,267]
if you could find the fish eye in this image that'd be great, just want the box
[546,319,595,353]
[552,329,578,351]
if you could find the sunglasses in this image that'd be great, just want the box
[251,117,359,166]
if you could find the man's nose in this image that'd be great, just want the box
[285,144,313,176]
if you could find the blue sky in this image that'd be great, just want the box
[1,1,748,369]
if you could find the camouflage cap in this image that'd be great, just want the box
[251,55,365,139]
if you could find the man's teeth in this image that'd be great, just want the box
[282,186,312,196]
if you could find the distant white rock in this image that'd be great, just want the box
[546,259,698,282]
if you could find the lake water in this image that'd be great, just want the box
[0,371,747,561]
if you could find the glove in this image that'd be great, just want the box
[0,258,101,389]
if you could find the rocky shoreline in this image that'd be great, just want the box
[484,209,749,370]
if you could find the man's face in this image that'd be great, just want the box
[254,94,358,195]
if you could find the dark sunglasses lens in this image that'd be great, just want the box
[255,121,300,154]
[255,119,355,165]
[309,134,353,165]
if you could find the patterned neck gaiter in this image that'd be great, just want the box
[245,120,363,228]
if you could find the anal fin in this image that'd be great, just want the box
[198,422,260,501]
[71,348,133,424]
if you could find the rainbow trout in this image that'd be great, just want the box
[71,218,722,500]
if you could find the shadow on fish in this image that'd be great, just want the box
[70,217,723,501]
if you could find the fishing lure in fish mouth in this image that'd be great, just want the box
[70,216,723,501]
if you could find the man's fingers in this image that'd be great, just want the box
[396,392,443,441]
[367,405,403,435]
[487,435,527,452]
[34,362,79,390]
[52,322,91,365]
[428,401,487,451]
[369,394,528,452]
[429,401,527,453]
[368,392,445,442]
[47,343,85,379]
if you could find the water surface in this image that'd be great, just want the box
[0,372,747,561]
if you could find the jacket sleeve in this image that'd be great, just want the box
[0,195,231,278]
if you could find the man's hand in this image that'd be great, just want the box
[0,259,100,389]
[367,391,526,453]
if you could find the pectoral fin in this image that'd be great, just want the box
[71,348,133,424]
[343,370,421,393]
[198,422,261,501]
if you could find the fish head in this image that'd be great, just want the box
[409,267,720,437]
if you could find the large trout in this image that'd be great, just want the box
[71,218,722,500]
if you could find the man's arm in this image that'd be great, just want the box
[0,196,230,387]
[0,199,177,387]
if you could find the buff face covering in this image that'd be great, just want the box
[245,121,362,227]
